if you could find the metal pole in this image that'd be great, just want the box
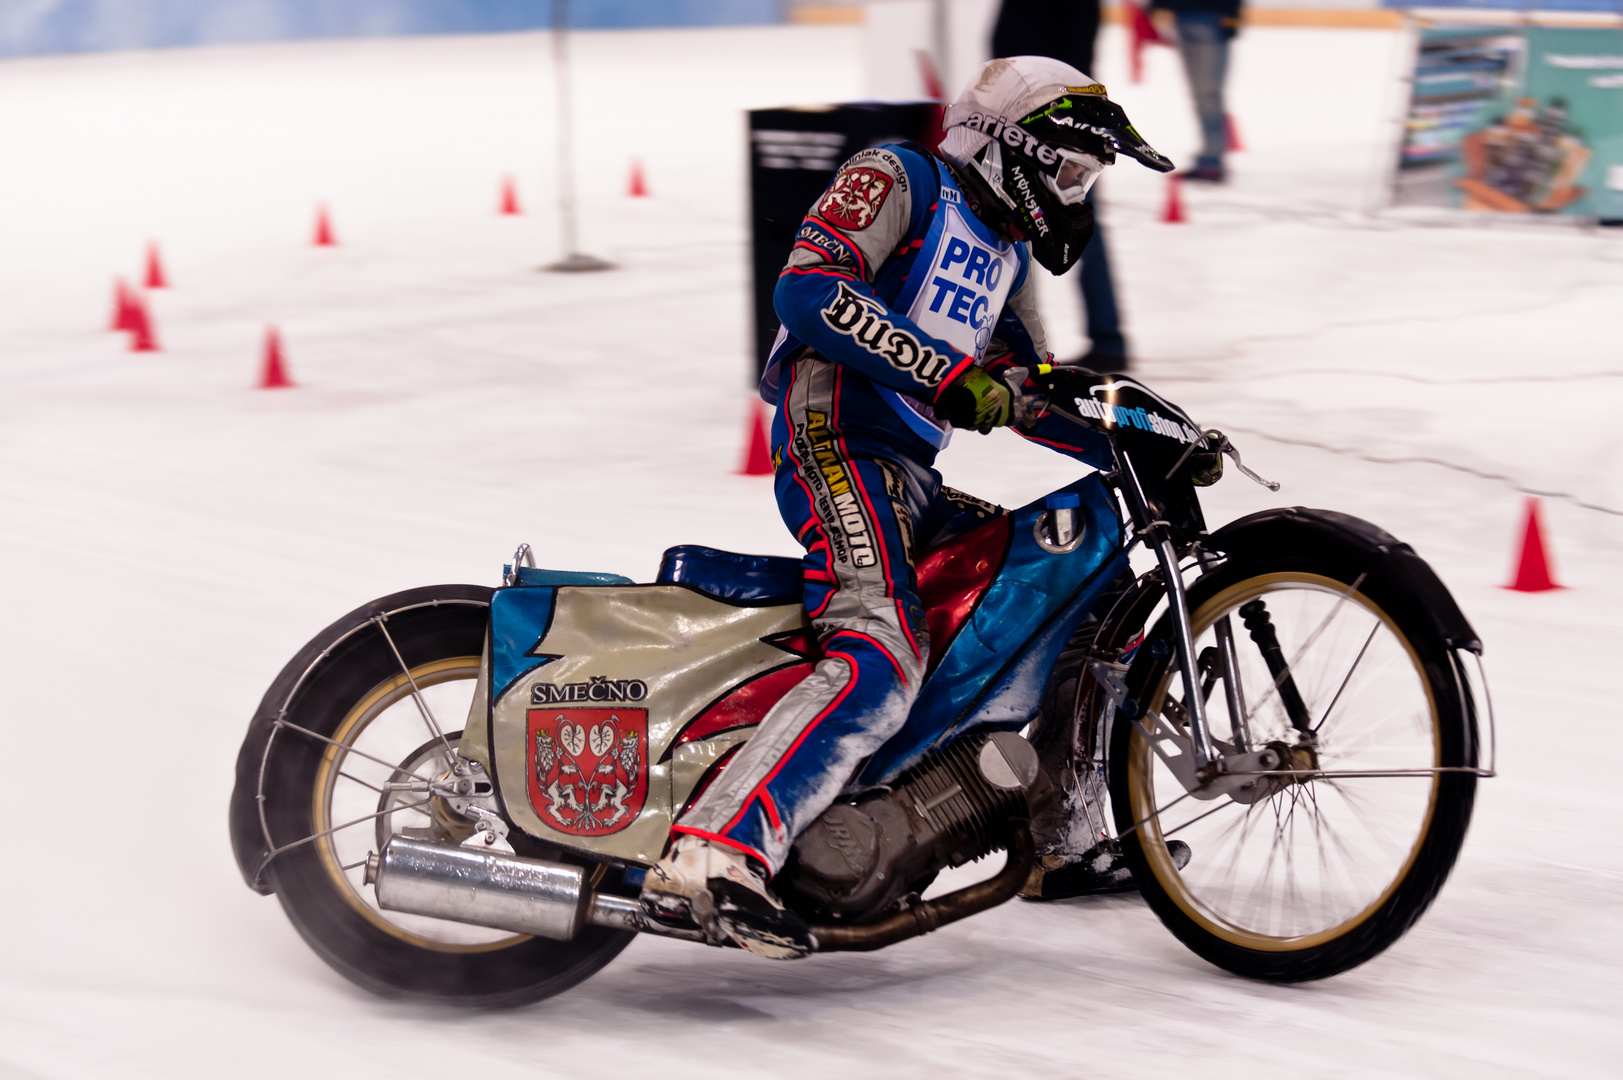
[545,0,614,272]
[553,0,577,255]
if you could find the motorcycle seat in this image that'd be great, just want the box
[657,545,804,605]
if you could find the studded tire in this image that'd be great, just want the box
[1108,548,1478,982]
[237,584,634,1006]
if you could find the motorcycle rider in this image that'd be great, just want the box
[641,56,1174,958]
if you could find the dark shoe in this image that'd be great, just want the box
[1183,165,1225,184]
[1020,838,1192,900]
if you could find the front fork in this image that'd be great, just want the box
[1112,454,1307,791]
[1115,453,1219,771]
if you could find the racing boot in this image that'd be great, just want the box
[640,835,816,960]
[639,833,711,934]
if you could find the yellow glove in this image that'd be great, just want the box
[938,366,1012,434]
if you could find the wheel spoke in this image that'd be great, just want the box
[275,717,437,780]
[1159,797,1246,841]
[1302,787,1383,917]
[1243,573,1367,723]
[1119,787,1198,841]
[262,797,431,865]
[338,769,385,793]
[372,615,458,765]
[1314,621,1381,735]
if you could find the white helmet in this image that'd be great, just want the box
[940,56,1173,274]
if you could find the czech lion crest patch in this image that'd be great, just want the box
[527,708,647,835]
[817,167,894,231]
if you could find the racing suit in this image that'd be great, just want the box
[671,141,1110,873]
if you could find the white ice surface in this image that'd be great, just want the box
[1,23,1620,1080]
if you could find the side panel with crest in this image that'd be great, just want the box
[486,585,810,865]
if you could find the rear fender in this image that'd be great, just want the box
[229,585,494,894]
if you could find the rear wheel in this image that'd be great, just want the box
[1108,551,1477,981]
[255,586,633,1005]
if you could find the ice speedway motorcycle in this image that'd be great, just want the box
[230,366,1495,1005]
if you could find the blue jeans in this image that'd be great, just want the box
[1078,186,1125,358]
[1175,11,1232,172]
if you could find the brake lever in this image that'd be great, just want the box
[1208,430,1281,492]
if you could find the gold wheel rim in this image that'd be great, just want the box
[313,656,529,953]
[1128,572,1441,952]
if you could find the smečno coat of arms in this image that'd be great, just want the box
[526,708,648,835]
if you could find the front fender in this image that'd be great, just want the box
[1206,507,1480,654]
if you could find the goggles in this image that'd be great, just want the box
[1044,146,1106,206]
[943,103,1108,209]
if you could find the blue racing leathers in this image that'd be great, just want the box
[672,142,1110,873]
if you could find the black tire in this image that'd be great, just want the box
[1108,547,1477,982]
[251,584,633,1006]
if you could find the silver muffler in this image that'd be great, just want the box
[367,836,676,940]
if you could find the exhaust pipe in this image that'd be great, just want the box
[368,836,693,941]
[371,829,1035,953]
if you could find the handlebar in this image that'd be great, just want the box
[1001,362,1280,493]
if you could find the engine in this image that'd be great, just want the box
[777,732,1045,924]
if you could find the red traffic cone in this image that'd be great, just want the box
[628,159,649,198]
[1504,497,1562,592]
[313,204,337,247]
[128,294,159,352]
[915,47,945,100]
[1161,174,1187,224]
[499,176,521,215]
[1225,114,1245,153]
[110,277,138,331]
[1127,2,1165,84]
[144,242,169,289]
[739,399,773,476]
[913,50,948,150]
[260,326,294,389]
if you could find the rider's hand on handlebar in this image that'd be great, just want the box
[937,366,1013,434]
[1189,430,1225,486]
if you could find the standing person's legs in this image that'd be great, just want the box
[1076,186,1127,368]
[1175,11,1231,178]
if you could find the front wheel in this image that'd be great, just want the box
[1108,548,1478,981]
[248,585,634,1006]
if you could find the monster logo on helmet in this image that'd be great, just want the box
[940,56,1175,275]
